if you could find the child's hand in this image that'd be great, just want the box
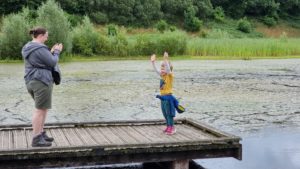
[163,51,169,60]
[151,54,156,62]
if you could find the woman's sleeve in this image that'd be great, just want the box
[38,48,60,67]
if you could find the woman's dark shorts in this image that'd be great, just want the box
[26,80,53,109]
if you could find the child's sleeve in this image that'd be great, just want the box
[164,60,171,74]
[152,61,161,76]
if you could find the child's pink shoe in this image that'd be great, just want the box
[166,126,176,135]
[163,126,170,133]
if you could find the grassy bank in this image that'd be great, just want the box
[2,36,300,62]
[187,38,300,59]
[1,55,300,64]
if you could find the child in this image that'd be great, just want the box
[151,52,184,135]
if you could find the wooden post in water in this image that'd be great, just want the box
[171,160,189,169]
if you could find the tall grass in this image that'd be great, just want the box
[187,38,300,58]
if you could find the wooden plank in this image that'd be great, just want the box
[139,125,167,143]
[152,125,190,142]
[109,126,139,144]
[179,125,216,140]
[2,130,13,150]
[25,129,32,148]
[50,128,70,147]
[13,129,27,149]
[97,127,124,145]
[74,128,97,145]
[86,127,110,145]
[0,131,5,150]
[62,128,85,146]
[121,126,152,144]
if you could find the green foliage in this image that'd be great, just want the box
[161,0,193,21]
[193,0,214,19]
[135,34,158,55]
[184,6,203,32]
[262,16,277,27]
[108,34,129,57]
[158,31,187,55]
[107,0,136,25]
[246,0,279,18]
[207,29,231,38]
[65,13,83,27]
[89,12,109,24]
[237,18,252,33]
[133,0,162,26]
[0,12,31,59]
[277,0,300,16]
[155,20,168,33]
[72,16,109,56]
[169,25,176,32]
[211,0,247,18]
[36,0,72,53]
[134,31,187,56]
[214,6,225,22]
[187,38,300,57]
[107,24,118,36]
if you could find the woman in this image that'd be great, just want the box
[22,27,63,147]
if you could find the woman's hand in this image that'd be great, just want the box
[50,44,57,53]
[151,54,156,62]
[51,43,63,53]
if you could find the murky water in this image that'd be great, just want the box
[196,126,300,169]
[1,59,300,168]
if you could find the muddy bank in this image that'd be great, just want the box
[0,59,300,135]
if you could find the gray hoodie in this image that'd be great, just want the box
[21,41,60,86]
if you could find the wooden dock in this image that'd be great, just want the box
[0,118,242,169]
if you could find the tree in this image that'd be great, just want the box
[133,0,162,26]
[36,0,72,53]
[0,10,31,59]
[107,0,136,25]
[72,16,109,56]
[184,6,203,32]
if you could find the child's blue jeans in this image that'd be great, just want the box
[161,100,174,126]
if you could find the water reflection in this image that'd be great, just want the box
[196,127,300,169]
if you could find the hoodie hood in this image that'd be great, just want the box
[21,41,47,59]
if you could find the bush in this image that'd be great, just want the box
[155,20,168,33]
[36,0,72,53]
[89,12,109,24]
[157,31,187,55]
[207,29,231,38]
[108,34,129,57]
[262,16,277,27]
[65,13,83,27]
[135,34,158,55]
[107,24,118,36]
[237,18,252,33]
[184,6,202,32]
[72,16,109,56]
[169,25,176,32]
[214,6,225,22]
[0,12,30,59]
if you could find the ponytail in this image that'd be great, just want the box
[29,27,47,38]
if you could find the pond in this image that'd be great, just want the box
[0,59,300,168]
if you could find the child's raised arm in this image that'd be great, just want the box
[151,54,160,76]
[163,52,171,74]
